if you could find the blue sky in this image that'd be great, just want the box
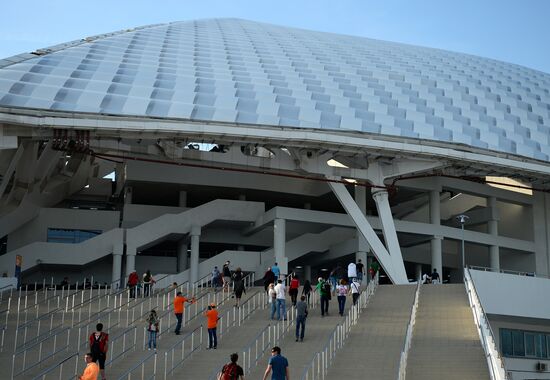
[2,0,549,74]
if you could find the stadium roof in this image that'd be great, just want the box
[0,18,549,163]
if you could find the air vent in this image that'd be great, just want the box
[536,362,547,372]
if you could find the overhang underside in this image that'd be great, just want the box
[1,108,550,187]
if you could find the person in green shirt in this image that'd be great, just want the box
[315,277,331,316]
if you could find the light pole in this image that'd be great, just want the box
[456,214,470,271]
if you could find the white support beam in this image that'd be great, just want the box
[329,181,408,284]
[372,189,408,279]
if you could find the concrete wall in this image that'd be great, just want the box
[490,316,550,380]
[471,269,550,320]
[122,204,187,228]
[8,208,120,251]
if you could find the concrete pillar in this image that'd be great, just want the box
[430,191,443,276]
[238,194,246,201]
[177,240,188,273]
[179,191,187,207]
[488,197,500,271]
[354,185,367,214]
[431,236,443,278]
[274,218,288,276]
[415,263,422,282]
[190,226,201,284]
[533,192,550,276]
[112,232,124,288]
[124,186,133,204]
[304,265,312,283]
[304,202,311,210]
[125,245,136,279]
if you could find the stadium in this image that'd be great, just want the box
[0,18,549,379]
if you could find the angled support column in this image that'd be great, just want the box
[190,226,201,285]
[372,189,408,279]
[274,218,288,277]
[329,182,408,284]
[355,185,370,266]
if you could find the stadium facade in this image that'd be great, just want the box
[0,18,549,378]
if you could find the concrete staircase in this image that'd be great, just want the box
[406,284,490,380]
[325,285,416,380]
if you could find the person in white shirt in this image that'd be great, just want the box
[347,262,357,282]
[274,280,287,321]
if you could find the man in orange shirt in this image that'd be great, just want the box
[173,291,195,335]
[204,303,219,349]
[79,353,99,380]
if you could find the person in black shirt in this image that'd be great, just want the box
[431,268,440,284]
[356,259,364,282]
[222,261,232,290]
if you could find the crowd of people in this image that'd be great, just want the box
[80,259,379,380]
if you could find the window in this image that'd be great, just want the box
[47,228,101,244]
[501,328,550,359]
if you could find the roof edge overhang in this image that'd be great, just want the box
[1,106,550,180]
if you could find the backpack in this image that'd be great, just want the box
[144,274,151,283]
[91,332,108,354]
[220,362,239,380]
[322,281,332,295]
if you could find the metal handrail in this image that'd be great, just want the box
[464,268,508,380]
[397,281,421,380]
[469,265,538,278]
[116,350,158,380]
[162,324,203,379]
[30,351,80,380]
[301,273,378,380]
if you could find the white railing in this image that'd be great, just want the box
[464,268,508,380]
[162,325,203,380]
[208,307,296,380]
[301,274,378,380]
[397,281,421,380]
[469,265,538,278]
[30,351,80,380]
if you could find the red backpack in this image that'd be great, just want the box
[220,362,239,380]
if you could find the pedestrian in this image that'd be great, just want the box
[347,262,357,282]
[271,262,281,280]
[369,260,379,280]
[233,267,245,307]
[431,268,440,284]
[263,267,276,292]
[127,271,139,298]
[350,278,361,305]
[356,259,365,282]
[212,266,221,288]
[274,279,287,321]
[336,279,349,316]
[146,309,159,350]
[204,303,219,349]
[143,270,154,296]
[295,295,308,342]
[422,273,431,284]
[302,279,312,304]
[262,346,289,380]
[79,353,99,380]
[218,352,245,380]
[315,277,331,317]
[288,274,299,306]
[89,323,108,380]
[222,261,232,290]
[268,283,277,320]
[173,291,195,335]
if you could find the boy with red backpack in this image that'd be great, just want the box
[218,352,245,380]
[89,323,108,380]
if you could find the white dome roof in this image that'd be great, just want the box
[0,19,549,161]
